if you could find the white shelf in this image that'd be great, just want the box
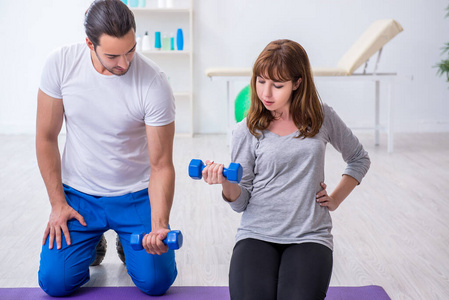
[141,50,191,55]
[133,1,193,136]
[131,8,191,13]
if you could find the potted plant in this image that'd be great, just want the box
[436,6,449,81]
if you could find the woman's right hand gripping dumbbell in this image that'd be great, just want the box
[202,160,242,202]
[202,160,226,184]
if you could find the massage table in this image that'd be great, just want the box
[206,19,407,153]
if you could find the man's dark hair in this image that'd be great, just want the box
[84,0,136,48]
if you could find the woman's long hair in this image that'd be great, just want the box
[247,39,324,138]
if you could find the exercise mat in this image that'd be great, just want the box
[0,285,390,299]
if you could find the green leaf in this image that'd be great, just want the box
[435,5,449,82]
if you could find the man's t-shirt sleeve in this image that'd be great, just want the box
[143,72,176,126]
[40,48,63,99]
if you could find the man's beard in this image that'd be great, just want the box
[95,51,132,76]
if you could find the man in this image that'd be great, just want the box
[36,0,177,296]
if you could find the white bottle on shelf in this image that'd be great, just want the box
[136,34,142,52]
[141,31,151,52]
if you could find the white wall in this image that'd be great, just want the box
[1,0,448,134]
[0,0,92,134]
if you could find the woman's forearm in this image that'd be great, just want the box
[329,174,359,206]
[222,181,242,202]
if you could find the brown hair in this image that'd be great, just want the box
[246,39,324,138]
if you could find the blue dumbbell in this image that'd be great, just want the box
[188,159,243,183]
[130,230,183,251]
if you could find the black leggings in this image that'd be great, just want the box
[229,239,333,300]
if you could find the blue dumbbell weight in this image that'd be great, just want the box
[188,159,243,183]
[130,230,183,251]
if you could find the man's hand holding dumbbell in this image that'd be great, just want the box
[189,159,243,202]
[132,230,183,254]
[140,229,173,255]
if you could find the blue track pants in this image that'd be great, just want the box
[38,185,177,297]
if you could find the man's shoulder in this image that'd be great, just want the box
[46,43,87,64]
[51,43,86,55]
[132,53,162,77]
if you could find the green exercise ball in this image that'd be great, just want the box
[234,85,251,123]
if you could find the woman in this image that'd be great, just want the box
[203,39,370,300]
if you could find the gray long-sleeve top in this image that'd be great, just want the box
[228,103,370,250]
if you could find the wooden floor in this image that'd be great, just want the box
[1,132,448,299]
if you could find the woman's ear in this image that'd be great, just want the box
[293,78,302,90]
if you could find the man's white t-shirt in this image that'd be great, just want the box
[40,43,175,196]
